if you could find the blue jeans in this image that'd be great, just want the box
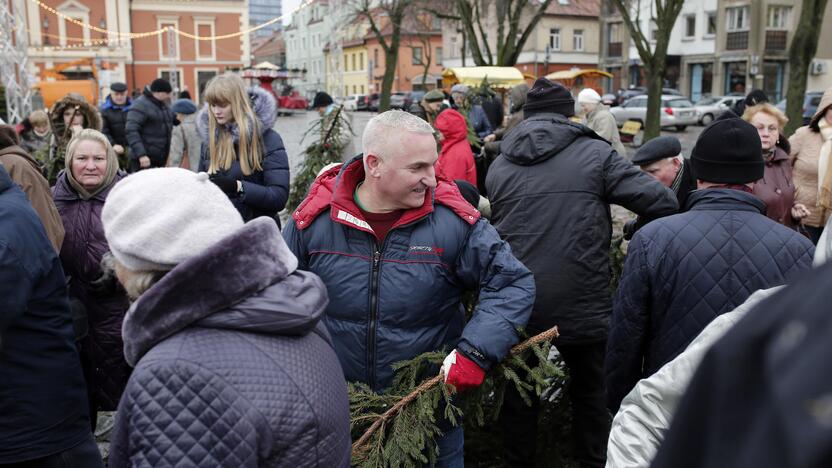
[433,425,464,468]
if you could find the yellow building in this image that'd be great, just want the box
[324,18,370,98]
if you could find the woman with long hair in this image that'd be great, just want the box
[197,73,289,222]
[790,87,832,244]
[742,103,808,229]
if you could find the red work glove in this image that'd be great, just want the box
[442,349,486,392]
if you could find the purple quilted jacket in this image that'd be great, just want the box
[52,170,131,412]
[109,218,351,468]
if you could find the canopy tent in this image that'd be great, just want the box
[252,61,281,70]
[442,66,526,89]
[545,68,613,94]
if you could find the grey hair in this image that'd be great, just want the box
[101,252,169,300]
[362,110,435,159]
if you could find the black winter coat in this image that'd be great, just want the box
[606,189,814,411]
[652,262,832,468]
[486,112,678,344]
[0,166,92,463]
[126,88,174,167]
[100,96,131,148]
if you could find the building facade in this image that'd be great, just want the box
[285,0,346,100]
[441,1,600,79]
[25,0,249,106]
[250,0,281,37]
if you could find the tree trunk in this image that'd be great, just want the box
[784,0,829,136]
[643,67,664,140]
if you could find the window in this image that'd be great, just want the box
[374,48,379,68]
[412,46,423,65]
[436,47,443,65]
[685,15,696,38]
[549,28,561,51]
[767,5,791,29]
[344,53,349,71]
[359,52,364,70]
[345,85,349,96]
[302,37,306,49]
[352,53,356,71]
[726,6,749,31]
[160,70,180,92]
[573,29,584,51]
[706,12,717,36]
[650,20,658,41]
[194,18,216,61]
[608,22,621,42]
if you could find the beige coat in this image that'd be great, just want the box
[0,146,65,252]
[587,104,629,160]
[789,87,832,228]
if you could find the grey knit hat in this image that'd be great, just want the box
[101,168,244,271]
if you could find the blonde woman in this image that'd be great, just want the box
[742,103,808,229]
[197,73,289,222]
[790,86,832,243]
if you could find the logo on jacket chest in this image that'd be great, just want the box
[408,245,445,257]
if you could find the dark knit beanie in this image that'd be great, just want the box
[523,78,575,117]
[690,115,763,184]
[150,78,172,93]
[312,92,333,109]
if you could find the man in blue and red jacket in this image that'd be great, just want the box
[283,110,535,465]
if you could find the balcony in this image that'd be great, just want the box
[765,30,787,52]
[726,31,749,50]
[608,42,622,57]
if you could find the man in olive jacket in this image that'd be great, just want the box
[486,78,678,468]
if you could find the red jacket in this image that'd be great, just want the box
[435,109,477,186]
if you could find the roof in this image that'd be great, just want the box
[545,0,600,17]
[442,66,526,89]
[545,69,612,81]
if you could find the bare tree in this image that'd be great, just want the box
[429,0,553,66]
[784,0,829,136]
[355,0,419,111]
[611,0,685,141]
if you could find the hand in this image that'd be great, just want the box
[483,133,497,143]
[210,175,239,195]
[139,156,151,168]
[442,349,485,392]
[113,144,124,155]
[791,203,811,220]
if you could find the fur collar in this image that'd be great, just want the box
[196,86,278,142]
[122,218,314,365]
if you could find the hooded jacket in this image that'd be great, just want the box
[198,86,290,221]
[44,96,102,183]
[100,95,132,148]
[283,156,535,391]
[789,87,832,228]
[53,170,130,412]
[0,145,64,251]
[485,112,678,344]
[109,218,351,468]
[586,103,629,159]
[0,165,92,463]
[126,87,174,167]
[606,189,814,412]
[435,109,477,186]
[168,113,202,170]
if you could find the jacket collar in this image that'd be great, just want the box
[765,146,789,164]
[0,145,41,173]
[293,154,480,234]
[52,170,126,203]
[685,187,766,214]
[122,218,304,365]
[101,95,132,111]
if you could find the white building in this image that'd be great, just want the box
[284,0,348,99]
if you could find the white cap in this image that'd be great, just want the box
[578,88,602,104]
[102,168,244,271]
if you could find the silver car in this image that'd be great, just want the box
[610,95,699,130]
[693,96,743,125]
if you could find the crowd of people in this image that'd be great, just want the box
[1,72,832,468]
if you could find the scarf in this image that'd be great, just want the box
[66,145,120,200]
[817,118,832,210]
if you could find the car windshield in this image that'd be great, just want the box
[697,98,719,105]
[666,99,693,108]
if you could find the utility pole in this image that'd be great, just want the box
[0,0,33,123]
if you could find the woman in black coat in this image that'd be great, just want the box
[198,73,289,221]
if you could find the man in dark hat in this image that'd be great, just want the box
[731,88,769,117]
[126,78,174,171]
[312,91,334,116]
[623,135,697,239]
[311,91,355,159]
[408,89,446,124]
[606,116,815,413]
[486,78,678,467]
[100,82,132,169]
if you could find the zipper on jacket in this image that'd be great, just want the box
[367,244,382,390]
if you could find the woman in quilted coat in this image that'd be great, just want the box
[104,168,350,468]
[52,129,130,426]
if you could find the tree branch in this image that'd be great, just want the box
[510,0,553,64]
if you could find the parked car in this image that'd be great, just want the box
[367,93,380,112]
[616,87,683,105]
[610,94,699,130]
[342,94,364,111]
[389,92,407,109]
[776,91,824,126]
[693,96,744,125]
[404,90,427,110]
[602,93,618,107]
